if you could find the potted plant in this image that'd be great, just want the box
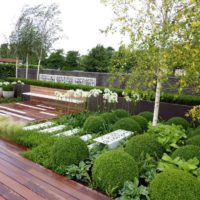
[2,82,16,98]
[0,82,3,97]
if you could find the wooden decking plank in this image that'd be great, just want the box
[0,172,45,200]
[0,156,78,200]
[0,140,111,200]
[0,182,25,200]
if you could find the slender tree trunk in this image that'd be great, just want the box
[25,54,29,79]
[15,57,18,78]
[152,79,162,126]
[37,48,43,80]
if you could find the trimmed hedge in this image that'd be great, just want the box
[83,116,105,134]
[189,127,200,138]
[131,115,148,131]
[112,109,130,119]
[92,150,138,196]
[7,77,200,106]
[51,136,89,167]
[124,134,163,162]
[171,145,200,161]
[100,112,118,124]
[167,117,190,129]
[186,135,200,147]
[112,117,142,133]
[138,111,153,122]
[149,169,200,200]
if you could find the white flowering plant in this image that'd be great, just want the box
[2,80,24,91]
[88,89,102,98]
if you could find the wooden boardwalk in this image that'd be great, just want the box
[0,139,111,200]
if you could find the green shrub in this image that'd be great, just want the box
[186,135,200,147]
[83,116,105,134]
[149,169,200,200]
[189,127,200,138]
[51,136,89,168]
[112,117,142,133]
[112,109,130,119]
[125,134,163,162]
[92,150,138,197]
[171,145,200,161]
[131,115,148,131]
[138,111,153,122]
[101,112,118,124]
[167,117,190,129]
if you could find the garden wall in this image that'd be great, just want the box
[17,68,196,95]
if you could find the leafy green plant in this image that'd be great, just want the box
[147,123,187,152]
[66,161,91,184]
[138,112,153,122]
[186,135,200,147]
[118,179,150,200]
[112,117,142,133]
[167,117,190,130]
[158,153,200,179]
[149,169,200,200]
[0,97,22,104]
[131,115,148,131]
[112,109,130,118]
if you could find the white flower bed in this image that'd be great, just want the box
[55,128,80,137]
[39,125,65,134]
[94,129,133,149]
[23,121,54,131]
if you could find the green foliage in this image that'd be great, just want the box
[43,49,65,69]
[100,112,118,124]
[0,64,16,79]
[125,134,163,162]
[167,117,190,129]
[66,161,91,184]
[2,84,15,91]
[113,109,130,118]
[158,154,200,179]
[112,117,142,133]
[147,123,186,152]
[186,135,200,147]
[119,179,150,200]
[0,97,22,104]
[83,116,106,134]
[138,112,153,122]
[80,45,114,72]
[172,145,200,161]
[189,127,200,138]
[92,150,138,197]
[51,136,89,168]
[131,115,148,131]
[149,169,200,200]
[7,77,200,105]
[65,51,80,68]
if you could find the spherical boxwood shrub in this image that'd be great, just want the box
[171,145,200,161]
[112,117,142,133]
[138,111,153,122]
[124,134,163,162]
[189,127,200,138]
[167,117,190,130]
[51,136,89,167]
[112,109,130,119]
[149,169,200,200]
[83,116,105,134]
[92,150,138,196]
[186,135,200,147]
[101,112,118,124]
[131,115,148,131]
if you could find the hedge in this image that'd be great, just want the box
[7,77,200,105]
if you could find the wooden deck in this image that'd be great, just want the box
[0,139,111,200]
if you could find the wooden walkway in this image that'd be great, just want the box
[0,139,111,200]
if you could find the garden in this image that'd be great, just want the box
[0,80,200,200]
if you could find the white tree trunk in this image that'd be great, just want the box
[152,79,162,126]
[15,57,18,78]
[25,54,29,79]
[37,58,41,80]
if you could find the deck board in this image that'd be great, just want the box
[0,139,111,200]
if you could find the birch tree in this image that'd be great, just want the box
[102,0,199,125]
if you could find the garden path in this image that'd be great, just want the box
[0,139,111,200]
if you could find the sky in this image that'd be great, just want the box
[0,0,128,55]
